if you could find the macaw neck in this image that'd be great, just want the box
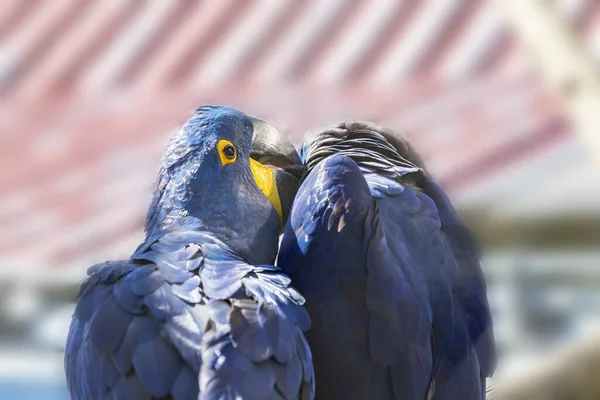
[144,160,281,266]
[144,193,280,266]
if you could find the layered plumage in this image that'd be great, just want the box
[278,122,496,399]
[65,106,314,400]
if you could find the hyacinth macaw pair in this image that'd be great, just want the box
[65,106,496,399]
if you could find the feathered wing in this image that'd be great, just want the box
[278,154,494,400]
[65,231,314,400]
[421,179,496,399]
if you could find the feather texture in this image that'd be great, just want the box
[66,231,314,400]
[279,124,495,399]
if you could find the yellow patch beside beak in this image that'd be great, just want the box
[250,158,283,225]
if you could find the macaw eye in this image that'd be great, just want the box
[223,144,235,159]
[217,139,237,166]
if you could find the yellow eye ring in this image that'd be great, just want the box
[217,139,237,166]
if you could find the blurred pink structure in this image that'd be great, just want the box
[0,0,597,277]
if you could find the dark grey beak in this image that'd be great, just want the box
[249,117,304,228]
[250,117,302,168]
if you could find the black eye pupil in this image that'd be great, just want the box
[223,145,235,159]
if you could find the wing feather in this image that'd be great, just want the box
[279,153,495,399]
[66,231,314,400]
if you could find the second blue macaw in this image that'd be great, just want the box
[278,121,496,399]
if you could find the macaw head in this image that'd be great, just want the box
[145,106,303,265]
[300,121,426,186]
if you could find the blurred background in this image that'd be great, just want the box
[0,0,599,398]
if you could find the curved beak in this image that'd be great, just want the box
[249,117,302,168]
[249,117,304,229]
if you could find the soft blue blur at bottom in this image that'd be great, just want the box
[0,381,68,400]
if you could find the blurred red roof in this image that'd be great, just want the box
[1,0,598,276]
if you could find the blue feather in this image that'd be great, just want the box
[111,320,138,374]
[127,265,162,296]
[143,283,186,320]
[172,364,199,400]
[111,373,149,399]
[112,278,144,315]
[132,334,181,397]
[163,306,205,372]
[171,275,203,303]
[89,294,132,352]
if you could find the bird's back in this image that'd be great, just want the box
[66,230,314,400]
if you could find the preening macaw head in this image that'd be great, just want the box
[145,106,303,265]
[300,120,427,186]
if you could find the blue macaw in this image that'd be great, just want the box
[65,106,314,400]
[278,121,496,399]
